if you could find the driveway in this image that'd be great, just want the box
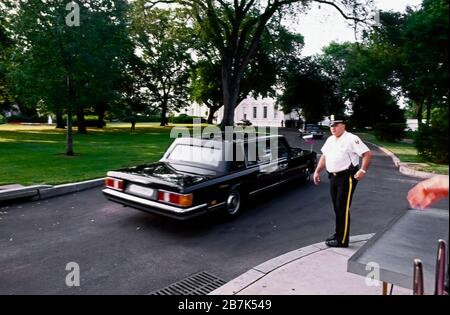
[0,128,446,294]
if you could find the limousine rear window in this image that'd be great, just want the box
[167,144,223,167]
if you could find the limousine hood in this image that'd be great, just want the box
[109,162,214,188]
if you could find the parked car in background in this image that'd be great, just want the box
[236,119,252,126]
[299,124,324,140]
[103,134,317,220]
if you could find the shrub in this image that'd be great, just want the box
[73,119,106,128]
[6,114,47,123]
[373,122,406,142]
[169,114,206,124]
[122,115,160,123]
[414,107,449,164]
[0,114,5,124]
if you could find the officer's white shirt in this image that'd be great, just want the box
[321,131,370,173]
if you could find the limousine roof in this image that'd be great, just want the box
[172,133,285,146]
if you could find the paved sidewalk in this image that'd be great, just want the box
[210,234,413,295]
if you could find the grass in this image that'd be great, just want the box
[0,122,201,185]
[2,124,447,185]
[355,132,448,175]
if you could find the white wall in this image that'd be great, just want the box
[216,97,294,127]
[175,103,208,118]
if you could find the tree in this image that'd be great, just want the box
[351,85,404,129]
[278,57,344,123]
[190,60,223,124]
[368,1,448,127]
[5,0,132,154]
[147,0,374,129]
[190,17,304,124]
[129,3,193,126]
[0,8,14,114]
[320,41,406,127]
[399,0,448,126]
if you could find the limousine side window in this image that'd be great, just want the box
[231,143,246,170]
[244,140,272,166]
[244,142,258,166]
[277,139,290,159]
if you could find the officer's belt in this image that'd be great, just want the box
[328,166,359,177]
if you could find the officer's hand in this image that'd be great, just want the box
[313,172,321,185]
[354,170,366,181]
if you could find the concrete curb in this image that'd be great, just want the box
[0,185,52,202]
[0,178,104,203]
[367,142,436,179]
[209,233,375,295]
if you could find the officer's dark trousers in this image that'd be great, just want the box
[329,171,358,245]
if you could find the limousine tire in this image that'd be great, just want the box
[224,189,242,218]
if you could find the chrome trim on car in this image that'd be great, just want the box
[103,188,207,213]
[248,178,291,196]
[208,202,226,209]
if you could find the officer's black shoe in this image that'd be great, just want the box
[325,239,348,248]
[326,234,337,242]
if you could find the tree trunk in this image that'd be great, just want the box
[66,106,74,156]
[55,111,65,129]
[219,67,240,130]
[76,109,87,134]
[417,99,424,131]
[97,109,105,128]
[425,95,432,126]
[207,107,218,125]
[66,76,74,156]
[160,104,168,126]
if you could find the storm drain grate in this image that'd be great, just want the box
[150,271,227,295]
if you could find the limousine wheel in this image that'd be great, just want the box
[225,189,241,217]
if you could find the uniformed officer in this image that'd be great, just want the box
[313,116,372,247]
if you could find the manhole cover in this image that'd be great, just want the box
[150,271,226,295]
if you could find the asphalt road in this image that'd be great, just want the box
[0,129,447,294]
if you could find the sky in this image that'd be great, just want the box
[293,0,423,56]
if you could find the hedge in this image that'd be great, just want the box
[373,122,406,142]
[168,114,206,124]
[6,114,47,123]
[414,107,449,164]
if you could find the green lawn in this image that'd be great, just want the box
[2,124,447,186]
[355,132,448,175]
[0,123,195,185]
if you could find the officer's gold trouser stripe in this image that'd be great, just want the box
[342,176,353,244]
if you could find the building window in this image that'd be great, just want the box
[263,106,267,119]
[244,114,247,120]
[253,107,257,119]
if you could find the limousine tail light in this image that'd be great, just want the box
[105,177,124,191]
[158,191,193,207]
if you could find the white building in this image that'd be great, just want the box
[178,103,209,118]
[174,97,302,127]
[215,97,299,127]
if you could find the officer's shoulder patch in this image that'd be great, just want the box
[355,139,360,144]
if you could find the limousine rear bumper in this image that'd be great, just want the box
[102,188,215,220]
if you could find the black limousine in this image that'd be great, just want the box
[103,134,317,220]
